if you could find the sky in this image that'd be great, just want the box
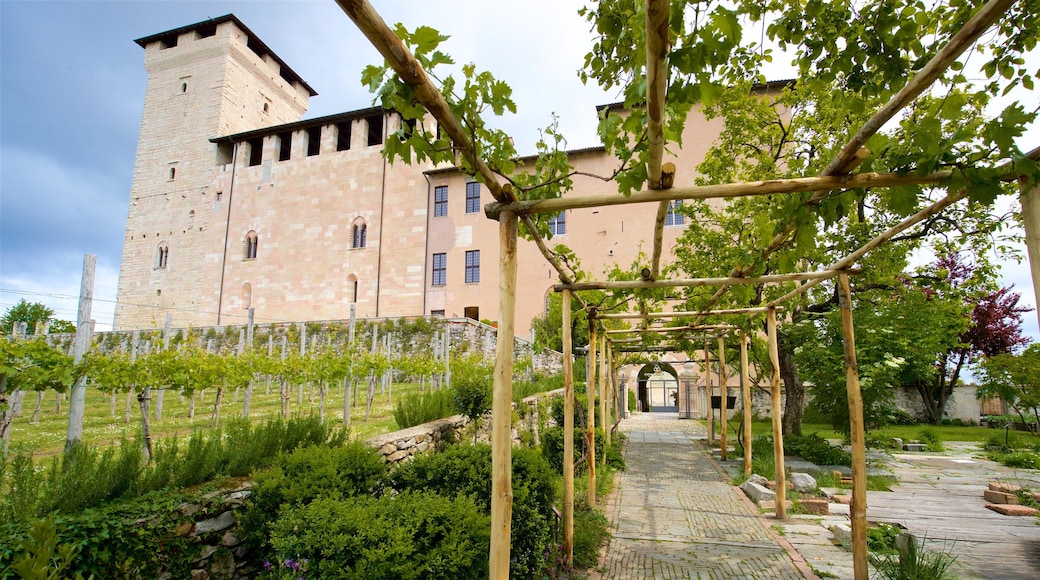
[1,0,1038,345]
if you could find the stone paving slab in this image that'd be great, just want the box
[593,413,810,580]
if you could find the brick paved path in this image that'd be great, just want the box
[593,413,808,579]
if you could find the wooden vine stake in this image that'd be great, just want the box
[766,307,786,519]
[561,289,575,568]
[717,336,728,462]
[65,254,96,452]
[587,321,597,508]
[489,210,518,577]
[740,331,752,477]
[704,343,713,445]
[837,273,868,579]
[600,333,609,449]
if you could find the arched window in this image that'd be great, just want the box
[244,231,259,260]
[352,220,367,249]
[156,244,169,269]
[169,167,176,180]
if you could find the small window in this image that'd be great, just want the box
[352,279,359,303]
[549,211,566,235]
[399,116,417,141]
[263,102,269,113]
[465,250,480,284]
[278,132,292,161]
[306,127,321,156]
[432,253,447,286]
[247,138,263,166]
[366,114,383,146]
[181,82,187,93]
[464,306,479,321]
[336,122,352,151]
[434,186,448,217]
[465,182,480,213]
[244,231,258,260]
[156,244,169,269]
[352,222,367,249]
[665,200,685,226]
[216,192,223,202]
[169,167,176,180]
[431,309,445,317]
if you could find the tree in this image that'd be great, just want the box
[0,338,73,452]
[976,343,1040,428]
[0,300,74,335]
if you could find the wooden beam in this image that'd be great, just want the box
[645,0,669,189]
[767,307,786,519]
[718,336,728,462]
[587,321,598,508]
[820,0,1019,177]
[740,331,752,477]
[599,306,783,320]
[604,324,736,335]
[487,170,954,217]
[837,273,869,580]
[489,210,518,575]
[555,269,843,292]
[600,333,609,449]
[335,0,509,202]
[561,288,575,569]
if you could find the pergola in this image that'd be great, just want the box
[337,0,1039,578]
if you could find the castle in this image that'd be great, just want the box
[114,14,745,337]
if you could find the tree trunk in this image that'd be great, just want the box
[125,389,135,423]
[110,393,117,418]
[365,371,376,421]
[343,377,352,426]
[280,379,290,418]
[242,381,253,418]
[54,391,62,415]
[298,383,303,405]
[188,392,196,420]
[154,389,164,421]
[318,384,326,418]
[778,333,804,436]
[31,391,44,425]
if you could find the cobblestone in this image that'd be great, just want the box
[593,413,809,579]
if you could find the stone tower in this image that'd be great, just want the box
[114,15,315,329]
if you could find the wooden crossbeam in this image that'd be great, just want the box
[598,306,783,320]
[555,269,846,292]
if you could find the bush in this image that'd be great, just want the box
[917,428,944,452]
[393,388,453,428]
[784,433,851,467]
[389,444,557,579]
[993,450,1040,469]
[268,492,490,580]
[541,426,606,475]
[240,442,388,552]
[572,508,610,569]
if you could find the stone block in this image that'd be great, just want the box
[988,482,1022,493]
[798,498,830,515]
[985,503,1038,516]
[179,502,201,516]
[902,443,925,452]
[194,511,236,535]
[176,521,194,536]
[828,502,851,516]
[740,480,775,504]
[190,570,210,580]
[833,495,852,505]
[379,443,396,455]
[398,437,416,449]
[791,472,817,493]
[747,474,768,487]
[221,531,240,547]
[386,449,411,462]
[829,523,852,547]
[983,489,1018,505]
[757,500,792,511]
[415,440,430,452]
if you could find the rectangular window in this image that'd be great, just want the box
[465,181,481,213]
[336,122,351,151]
[278,132,292,161]
[247,138,263,166]
[548,211,566,235]
[432,253,447,286]
[665,200,685,226]
[465,250,480,284]
[400,116,417,141]
[434,186,448,217]
[367,114,383,146]
[431,309,445,317]
[306,127,321,156]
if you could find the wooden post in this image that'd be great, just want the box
[718,336,728,462]
[489,210,518,577]
[599,333,609,449]
[561,289,575,568]
[740,331,752,477]
[704,343,713,445]
[1021,178,1040,333]
[587,320,597,508]
[838,273,869,579]
[767,307,786,519]
[156,313,172,422]
[65,254,96,452]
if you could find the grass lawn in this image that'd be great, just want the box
[738,418,998,445]
[6,379,428,455]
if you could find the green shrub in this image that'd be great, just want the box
[240,442,388,552]
[867,523,901,555]
[572,508,610,569]
[541,426,606,475]
[994,450,1040,469]
[917,428,944,452]
[268,493,490,580]
[393,388,453,428]
[388,444,557,579]
[35,439,142,516]
[865,432,902,450]
[784,433,851,467]
[628,389,637,412]
[869,536,958,580]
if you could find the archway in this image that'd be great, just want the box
[636,362,679,413]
